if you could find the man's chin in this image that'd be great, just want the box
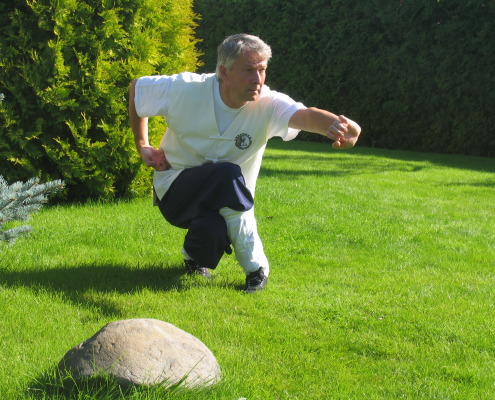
[247,93,260,102]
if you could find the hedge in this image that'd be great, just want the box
[0,0,200,200]
[194,0,495,157]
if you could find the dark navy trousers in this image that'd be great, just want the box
[156,162,254,269]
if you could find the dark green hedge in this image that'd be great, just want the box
[0,0,200,200]
[194,0,495,157]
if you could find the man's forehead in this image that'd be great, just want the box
[238,53,268,67]
[243,60,268,68]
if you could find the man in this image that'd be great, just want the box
[129,33,361,293]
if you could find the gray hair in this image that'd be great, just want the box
[216,34,272,81]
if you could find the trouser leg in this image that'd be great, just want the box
[156,162,253,270]
[182,214,230,269]
[219,207,269,276]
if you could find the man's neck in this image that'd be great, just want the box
[219,82,247,109]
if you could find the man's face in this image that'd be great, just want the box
[219,51,268,109]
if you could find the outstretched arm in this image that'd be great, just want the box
[129,80,169,170]
[289,107,361,149]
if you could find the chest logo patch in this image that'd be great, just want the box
[234,133,252,150]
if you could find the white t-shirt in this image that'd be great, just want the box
[213,78,243,136]
[135,73,305,199]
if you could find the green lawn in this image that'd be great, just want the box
[1,139,494,399]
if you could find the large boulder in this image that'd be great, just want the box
[58,318,221,388]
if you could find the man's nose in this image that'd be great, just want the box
[252,71,262,84]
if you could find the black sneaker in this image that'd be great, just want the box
[184,259,212,279]
[244,268,268,293]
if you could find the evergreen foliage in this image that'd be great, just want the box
[0,0,200,201]
[194,0,495,157]
[0,176,64,244]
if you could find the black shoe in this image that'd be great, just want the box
[244,268,268,293]
[184,259,212,279]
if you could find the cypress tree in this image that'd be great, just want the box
[0,0,200,200]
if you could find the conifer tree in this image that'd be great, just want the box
[0,176,64,244]
[0,0,200,200]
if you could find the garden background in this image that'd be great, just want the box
[0,0,494,399]
[1,0,493,201]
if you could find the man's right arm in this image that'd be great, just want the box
[129,79,169,170]
[289,107,361,149]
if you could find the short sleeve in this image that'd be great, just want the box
[134,75,177,118]
[267,91,306,141]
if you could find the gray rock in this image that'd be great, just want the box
[58,318,221,388]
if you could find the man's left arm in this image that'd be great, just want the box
[288,107,361,149]
[129,79,169,170]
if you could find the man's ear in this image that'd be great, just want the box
[219,65,228,81]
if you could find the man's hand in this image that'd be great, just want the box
[330,115,361,149]
[139,146,170,171]
[289,108,361,149]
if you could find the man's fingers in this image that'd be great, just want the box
[151,151,170,171]
[339,115,349,125]
[328,122,347,139]
[139,147,170,170]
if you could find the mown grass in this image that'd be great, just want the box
[1,139,494,399]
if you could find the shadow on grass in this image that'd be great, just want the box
[26,366,199,400]
[26,368,130,399]
[260,153,426,179]
[0,263,186,316]
[264,138,495,176]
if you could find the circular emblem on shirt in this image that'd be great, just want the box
[234,133,252,150]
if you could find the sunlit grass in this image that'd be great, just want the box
[1,140,494,399]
